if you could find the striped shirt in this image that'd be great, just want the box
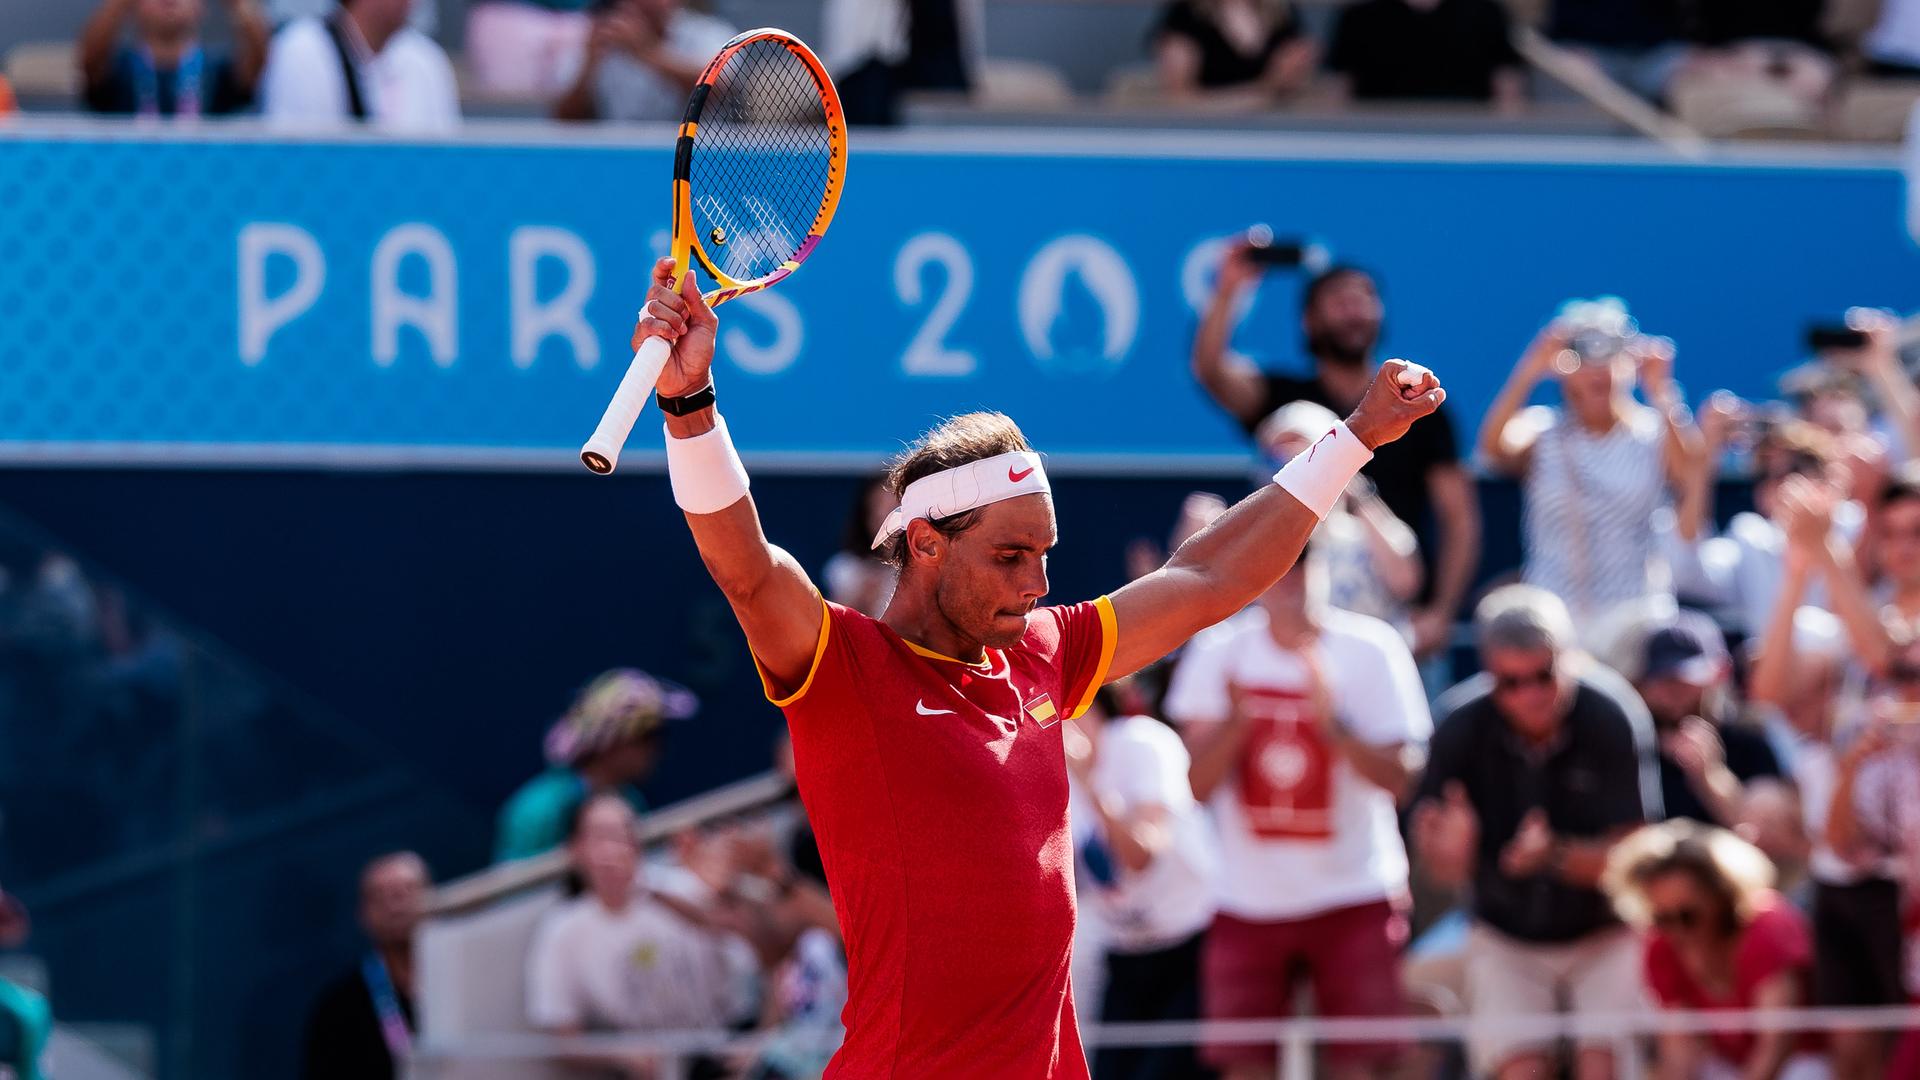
[1520,403,1670,625]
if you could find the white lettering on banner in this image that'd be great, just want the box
[510,227,600,370]
[372,224,459,368]
[894,233,977,377]
[1017,235,1138,368]
[723,291,802,375]
[237,223,326,365]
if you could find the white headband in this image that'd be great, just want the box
[871,451,1050,550]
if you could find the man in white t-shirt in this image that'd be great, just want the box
[1165,544,1431,1080]
[260,0,460,132]
[526,793,734,1052]
[1066,680,1218,1080]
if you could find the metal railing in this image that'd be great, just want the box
[407,1005,1920,1080]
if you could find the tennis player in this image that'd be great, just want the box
[634,258,1445,1078]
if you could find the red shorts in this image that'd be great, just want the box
[1201,899,1409,1068]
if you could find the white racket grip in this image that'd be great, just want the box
[581,335,674,475]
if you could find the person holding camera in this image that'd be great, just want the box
[551,0,735,122]
[1192,239,1480,663]
[1477,300,1705,637]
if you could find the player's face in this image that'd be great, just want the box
[938,494,1057,649]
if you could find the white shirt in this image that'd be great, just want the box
[593,12,737,122]
[260,16,460,133]
[526,892,734,1032]
[1070,714,1218,953]
[1164,607,1431,921]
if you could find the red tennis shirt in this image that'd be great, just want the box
[758,596,1118,1078]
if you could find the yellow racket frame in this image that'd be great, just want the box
[667,28,848,306]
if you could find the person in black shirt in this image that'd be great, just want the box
[78,0,267,118]
[1152,0,1318,102]
[301,851,431,1080]
[1631,621,1783,828]
[1543,0,1685,101]
[1327,0,1526,108]
[1192,247,1481,662]
[1413,585,1658,1080]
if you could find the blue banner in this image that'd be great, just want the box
[1,126,1914,470]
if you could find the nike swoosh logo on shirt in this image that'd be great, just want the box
[915,700,957,716]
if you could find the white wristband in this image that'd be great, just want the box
[665,414,750,514]
[1272,419,1373,520]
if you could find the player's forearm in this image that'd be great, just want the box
[1164,484,1318,627]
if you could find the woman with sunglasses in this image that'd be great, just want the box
[1604,819,1825,1080]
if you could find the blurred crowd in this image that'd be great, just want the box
[5,0,1920,134]
[274,241,1920,1080]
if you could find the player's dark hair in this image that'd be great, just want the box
[880,412,1034,566]
[1302,264,1375,313]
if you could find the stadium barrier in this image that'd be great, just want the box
[406,1005,1920,1080]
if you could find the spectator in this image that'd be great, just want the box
[1478,301,1704,635]
[1541,0,1685,101]
[78,0,267,118]
[526,795,734,1056]
[1064,680,1218,1080]
[820,0,908,125]
[1602,819,1826,1080]
[496,669,696,863]
[1735,778,1813,908]
[822,476,900,618]
[1747,481,1913,1080]
[1165,547,1430,1080]
[464,0,593,99]
[1151,0,1317,102]
[1864,0,1920,76]
[1669,399,1860,638]
[1630,619,1783,828]
[1258,401,1423,640]
[750,865,847,1080]
[1193,252,1480,663]
[552,0,735,122]
[259,0,460,133]
[1412,585,1658,1080]
[300,851,430,1080]
[1677,0,1835,105]
[0,888,47,1080]
[1326,0,1526,109]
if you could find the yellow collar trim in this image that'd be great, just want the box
[903,639,995,670]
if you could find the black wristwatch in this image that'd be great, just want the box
[656,382,716,416]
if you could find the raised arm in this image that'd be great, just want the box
[1477,323,1561,475]
[1189,244,1272,426]
[1107,361,1444,679]
[78,0,134,90]
[637,260,824,694]
[1635,337,1705,492]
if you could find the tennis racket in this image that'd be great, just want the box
[580,28,848,475]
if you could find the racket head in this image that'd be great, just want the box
[670,29,846,307]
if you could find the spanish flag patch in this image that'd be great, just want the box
[1026,693,1059,728]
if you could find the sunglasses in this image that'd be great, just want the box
[1492,664,1557,694]
[1651,905,1703,933]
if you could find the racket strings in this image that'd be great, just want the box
[691,40,836,284]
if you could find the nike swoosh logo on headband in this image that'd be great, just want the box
[916,700,957,716]
[1009,467,1035,482]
